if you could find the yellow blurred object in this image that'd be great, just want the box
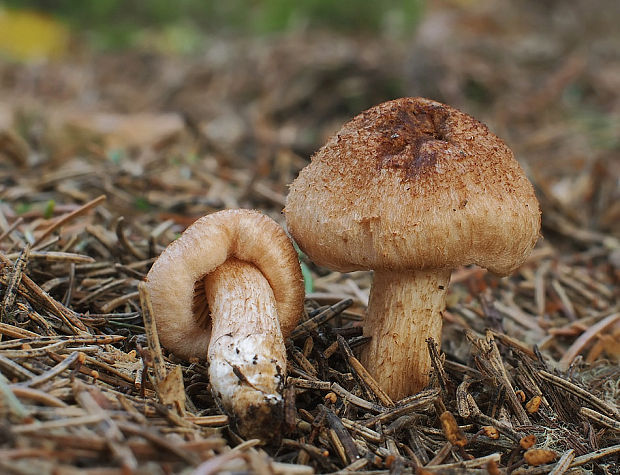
[0,8,69,61]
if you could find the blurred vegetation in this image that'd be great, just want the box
[1,0,425,51]
[0,7,69,59]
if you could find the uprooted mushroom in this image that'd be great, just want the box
[145,209,305,439]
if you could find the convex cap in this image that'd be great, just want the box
[286,97,541,276]
[146,209,304,360]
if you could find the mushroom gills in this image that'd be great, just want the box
[204,258,286,439]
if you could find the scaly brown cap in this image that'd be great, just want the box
[285,97,541,275]
[145,209,305,360]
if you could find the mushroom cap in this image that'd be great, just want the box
[285,97,541,276]
[145,209,305,360]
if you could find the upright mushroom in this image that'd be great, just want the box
[145,209,304,439]
[285,97,540,400]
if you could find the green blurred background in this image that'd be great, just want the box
[0,0,425,53]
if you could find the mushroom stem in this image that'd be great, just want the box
[360,268,451,400]
[204,258,286,439]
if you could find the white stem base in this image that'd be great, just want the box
[360,269,450,401]
[204,258,286,440]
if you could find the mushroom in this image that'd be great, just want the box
[285,97,540,400]
[145,209,304,439]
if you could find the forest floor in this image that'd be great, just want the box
[0,0,618,473]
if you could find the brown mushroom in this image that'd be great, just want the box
[145,209,304,439]
[285,97,540,400]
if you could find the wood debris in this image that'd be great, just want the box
[0,0,618,472]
